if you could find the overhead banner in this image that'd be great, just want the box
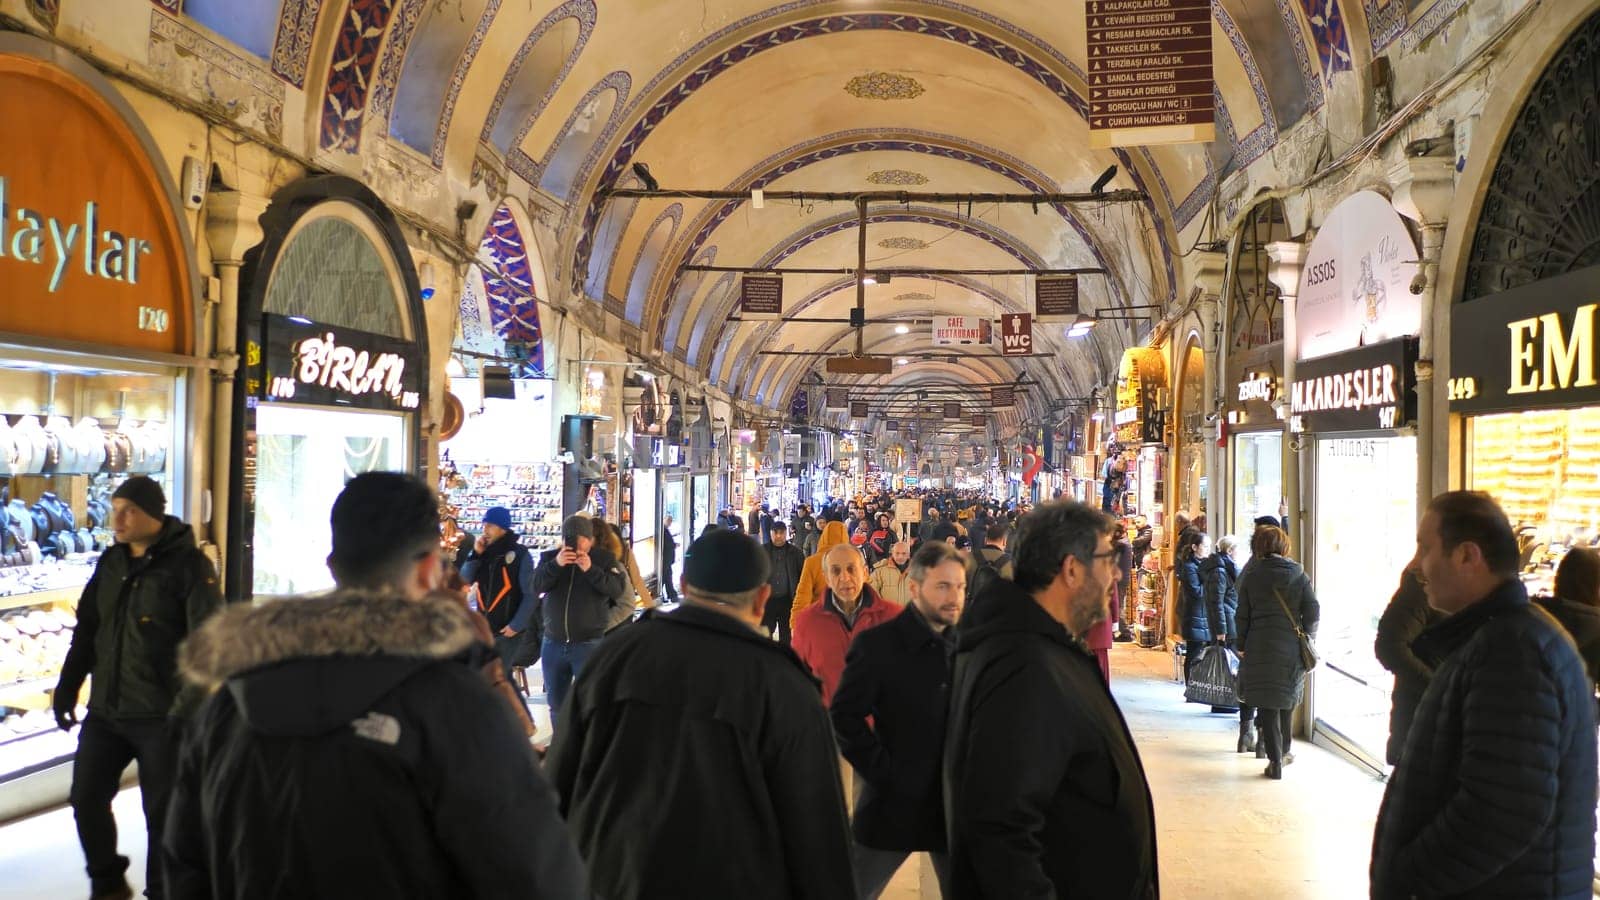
[739,275,783,320]
[850,400,869,418]
[1086,0,1216,149]
[1448,264,1600,415]
[944,401,962,419]
[992,385,1016,407]
[1290,337,1418,433]
[933,315,991,346]
[1036,275,1080,318]
[1000,312,1034,357]
[825,387,848,409]
[1296,191,1421,361]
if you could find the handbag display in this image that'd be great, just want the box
[1271,588,1319,670]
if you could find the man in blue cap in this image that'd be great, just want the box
[461,506,540,678]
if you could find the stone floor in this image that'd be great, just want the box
[0,643,1385,899]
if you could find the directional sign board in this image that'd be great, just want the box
[1086,0,1215,149]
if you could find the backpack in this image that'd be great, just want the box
[968,548,1013,602]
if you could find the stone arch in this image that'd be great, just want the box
[529,70,631,201]
[622,203,684,326]
[479,0,597,153]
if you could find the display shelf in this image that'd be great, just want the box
[0,678,53,709]
[441,460,566,552]
[0,586,79,614]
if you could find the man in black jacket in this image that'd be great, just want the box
[832,542,966,899]
[764,520,805,645]
[529,515,628,719]
[54,475,221,900]
[1372,568,1441,765]
[1372,492,1597,899]
[548,529,855,899]
[945,501,1158,899]
[460,506,540,676]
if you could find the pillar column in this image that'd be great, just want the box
[1191,251,1227,538]
[203,191,268,596]
[1265,240,1306,541]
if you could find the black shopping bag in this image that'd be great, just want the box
[1183,644,1239,707]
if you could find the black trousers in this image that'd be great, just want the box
[70,714,177,898]
[762,594,795,646]
[1256,707,1294,763]
[661,560,679,601]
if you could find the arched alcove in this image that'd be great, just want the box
[623,204,684,326]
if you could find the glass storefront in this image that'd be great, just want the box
[661,476,684,585]
[252,404,408,597]
[1311,435,1417,763]
[632,468,657,581]
[1231,430,1283,544]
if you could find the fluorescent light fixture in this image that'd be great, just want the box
[862,274,878,285]
[895,357,909,365]
[287,315,314,325]
[894,324,910,334]
[1065,314,1096,338]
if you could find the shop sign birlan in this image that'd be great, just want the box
[269,331,417,409]
[0,176,153,293]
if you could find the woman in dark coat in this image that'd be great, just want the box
[1202,535,1248,746]
[1236,525,1320,779]
[1374,569,1443,766]
[1175,529,1210,683]
[1538,546,1600,700]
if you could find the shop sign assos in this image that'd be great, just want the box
[257,315,420,412]
[1448,264,1600,414]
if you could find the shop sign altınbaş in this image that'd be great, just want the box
[1296,191,1422,361]
[257,314,421,412]
[1289,337,1418,433]
[1449,264,1600,415]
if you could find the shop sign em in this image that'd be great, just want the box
[1448,264,1600,415]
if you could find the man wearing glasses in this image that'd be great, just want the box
[944,501,1159,899]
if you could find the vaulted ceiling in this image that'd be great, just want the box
[151,0,1372,431]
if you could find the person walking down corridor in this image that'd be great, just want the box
[530,515,628,719]
[791,519,850,630]
[794,545,900,706]
[1175,529,1212,684]
[945,501,1158,899]
[1373,568,1442,765]
[1235,525,1319,779]
[868,540,913,607]
[547,530,855,899]
[1202,535,1249,748]
[459,506,539,678]
[53,476,222,900]
[764,521,806,645]
[1373,492,1597,899]
[831,543,966,899]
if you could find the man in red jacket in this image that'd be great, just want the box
[794,544,901,707]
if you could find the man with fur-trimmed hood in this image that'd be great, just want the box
[161,473,586,899]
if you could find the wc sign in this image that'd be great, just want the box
[1000,313,1033,357]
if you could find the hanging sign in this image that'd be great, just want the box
[1036,275,1080,318]
[825,387,848,409]
[1086,0,1216,149]
[1000,313,1034,356]
[850,401,869,418]
[1290,337,1418,433]
[1448,264,1600,415]
[933,315,991,345]
[971,414,988,427]
[886,419,899,431]
[739,275,783,320]
[1297,191,1422,361]
[944,401,962,419]
[992,385,1017,407]
[259,315,421,411]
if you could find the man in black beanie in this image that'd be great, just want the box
[548,530,855,899]
[54,475,221,900]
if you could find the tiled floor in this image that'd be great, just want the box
[0,643,1384,899]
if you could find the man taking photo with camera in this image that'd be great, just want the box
[530,516,627,720]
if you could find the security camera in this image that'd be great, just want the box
[1409,271,1428,295]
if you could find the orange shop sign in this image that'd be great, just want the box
[0,52,194,356]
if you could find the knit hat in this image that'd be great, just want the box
[112,476,165,522]
[483,507,513,530]
[683,530,770,594]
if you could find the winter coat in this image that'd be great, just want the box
[868,558,913,607]
[597,526,652,617]
[56,517,222,719]
[460,532,539,635]
[793,587,902,706]
[529,545,629,643]
[1371,579,1597,899]
[790,521,850,629]
[164,590,587,900]
[765,541,806,601]
[1235,555,1320,710]
[1536,594,1600,697]
[1176,556,1209,644]
[1374,570,1443,765]
[1199,552,1239,640]
[547,604,854,900]
[944,579,1158,899]
[831,604,953,852]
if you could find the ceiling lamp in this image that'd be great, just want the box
[862,274,878,285]
[894,324,910,334]
[1065,314,1097,338]
[896,357,910,366]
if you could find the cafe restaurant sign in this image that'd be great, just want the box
[258,315,421,412]
[1449,265,1600,415]
[1289,337,1417,433]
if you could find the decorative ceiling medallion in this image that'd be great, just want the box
[867,169,929,186]
[845,72,925,101]
[895,291,935,301]
[878,236,929,251]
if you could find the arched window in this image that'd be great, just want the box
[622,204,683,325]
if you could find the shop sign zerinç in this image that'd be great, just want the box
[0,52,193,356]
[1449,264,1600,414]
[1289,337,1418,433]
[257,315,421,412]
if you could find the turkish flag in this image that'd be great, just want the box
[1022,445,1044,485]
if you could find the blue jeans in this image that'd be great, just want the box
[542,637,601,719]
